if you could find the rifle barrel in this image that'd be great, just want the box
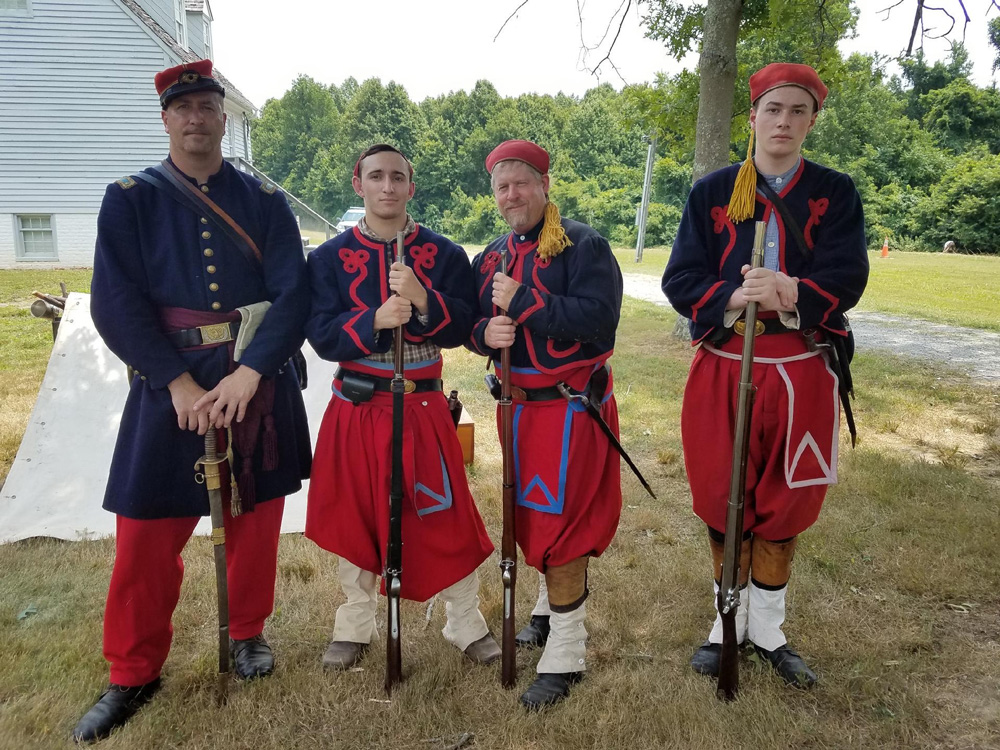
[498,252,517,688]
[716,220,766,702]
[385,231,406,694]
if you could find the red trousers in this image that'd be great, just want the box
[307,386,493,603]
[682,331,840,539]
[103,498,283,686]
[503,367,623,572]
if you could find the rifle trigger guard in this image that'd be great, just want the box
[499,558,515,585]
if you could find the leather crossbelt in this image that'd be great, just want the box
[167,321,241,349]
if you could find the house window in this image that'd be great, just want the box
[15,215,57,261]
[204,18,212,59]
[174,0,185,45]
[0,0,30,14]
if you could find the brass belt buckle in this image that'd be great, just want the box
[734,319,765,337]
[198,322,233,344]
[403,379,417,394]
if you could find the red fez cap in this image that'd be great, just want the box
[485,140,549,175]
[749,63,828,110]
[155,59,225,108]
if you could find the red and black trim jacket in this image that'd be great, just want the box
[468,217,623,391]
[662,159,868,344]
[306,224,476,364]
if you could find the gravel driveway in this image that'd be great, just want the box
[623,272,1000,383]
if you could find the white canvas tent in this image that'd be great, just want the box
[0,293,337,544]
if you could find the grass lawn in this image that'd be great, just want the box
[612,247,1000,332]
[1,274,999,748]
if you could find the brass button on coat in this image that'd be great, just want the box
[209,283,219,291]
[211,301,222,310]
[206,265,216,274]
[203,248,214,257]
[202,231,211,239]
[200,185,210,193]
[200,217,208,224]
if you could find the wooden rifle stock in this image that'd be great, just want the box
[385,231,406,694]
[716,221,767,702]
[498,253,518,688]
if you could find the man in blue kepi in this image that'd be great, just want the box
[72,59,312,743]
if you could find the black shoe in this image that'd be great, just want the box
[230,634,274,680]
[71,678,161,743]
[515,615,550,648]
[753,643,817,688]
[519,672,583,710]
[690,640,722,676]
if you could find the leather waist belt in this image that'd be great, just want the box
[484,376,585,403]
[334,368,443,394]
[166,320,241,349]
[734,317,793,336]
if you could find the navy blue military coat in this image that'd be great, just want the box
[663,159,868,344]
[91,158,312,519]
[305,224,477,363]
[468,218,623,391]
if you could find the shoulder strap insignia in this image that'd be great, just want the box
[260,181,278,195]
[116,175,138,190]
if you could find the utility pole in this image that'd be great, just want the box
[635,134,657,263]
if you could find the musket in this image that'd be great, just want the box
[194,427,231,706]
[384,231,406,694]
[498,253,518,688]
[716,220,766,702]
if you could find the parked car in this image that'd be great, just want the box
[335,207,365,234]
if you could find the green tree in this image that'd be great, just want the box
[807,54,947,243]
[896,45,972,121]
[303,78,427,219]
[922,78,1000,154]
[440,188,508,243]
[251,75,340,197]
[564,85,645,177]
[912,151,1000,253]
[990,16,1000,71]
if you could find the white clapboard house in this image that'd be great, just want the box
[0,0,332,267]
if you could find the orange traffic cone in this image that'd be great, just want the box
[880,237,889,258]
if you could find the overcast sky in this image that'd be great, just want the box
[206,0,999,109]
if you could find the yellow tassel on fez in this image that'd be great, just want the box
[726,128,757,224]
[537,202,573,260]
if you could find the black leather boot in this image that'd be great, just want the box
[71,677,161,743]
[754,643,817,688]
[514,615,550,648]
[519,672,583,709]
[230,634,274,679]
[690,640,722,676]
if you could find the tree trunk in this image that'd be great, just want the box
[692,0,743,182]
[674,0,742,341]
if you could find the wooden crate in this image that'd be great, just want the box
[457,406,475,465]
